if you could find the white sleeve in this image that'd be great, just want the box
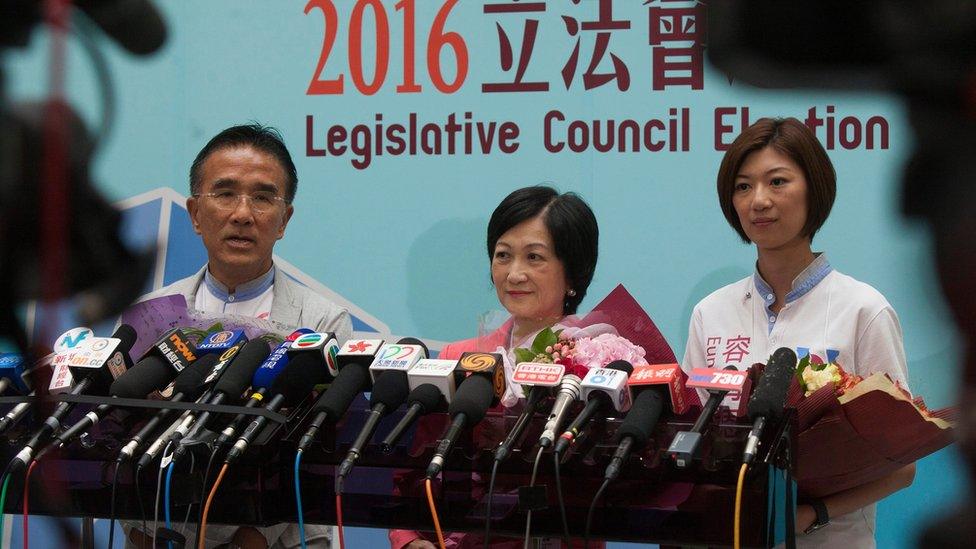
[681,305,707,375]
[855,305,909,390]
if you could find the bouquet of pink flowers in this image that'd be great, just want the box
[514,326,649,373]
[787,358,956,497]
[501,284,678,406]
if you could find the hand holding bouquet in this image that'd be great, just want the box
[788,357,956,498]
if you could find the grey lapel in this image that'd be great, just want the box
[269,265,302,327]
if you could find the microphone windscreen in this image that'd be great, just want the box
[110,355,173,398]
[313,364,370,420]
[396,337,429,358]
[369,371,410,412]
[111,324,138,355]
[75,0,168,55]
[605,359,634,375]
[172,354,219,398]
[272,353,330,405]
[615,388,665,447]
[448,374,493,424]
[214,339,271,397]
[407,384,443,413]
[747,347,798,421]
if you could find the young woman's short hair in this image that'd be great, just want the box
[717,117,837,242]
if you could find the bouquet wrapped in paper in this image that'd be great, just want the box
[787,358,956,498]
[500,284,678,407]
[120,294,292,358]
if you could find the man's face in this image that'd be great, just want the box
[186,145,293,288]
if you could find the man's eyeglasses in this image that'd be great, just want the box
[194,190,288,214]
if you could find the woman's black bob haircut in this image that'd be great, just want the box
[486,185,599,315]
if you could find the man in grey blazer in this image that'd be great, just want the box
[128,124,349,548]
[140,123,351,342]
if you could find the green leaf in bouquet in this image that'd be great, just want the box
[184,327,211,345]
[531,328,558,354]
[514,347,538,365]
[795,354,812,392]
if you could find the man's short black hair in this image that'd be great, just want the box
[487,185,599,315]
[190,123,298,203]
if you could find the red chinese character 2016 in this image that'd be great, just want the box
[647,0,706,90]
[561,0,631,91]
[721,335,751,365]
[482,1,550,92]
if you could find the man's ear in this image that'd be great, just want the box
[186,196,203,235]
[277,204,294,240]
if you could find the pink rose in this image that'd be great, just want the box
[571,333,647,370]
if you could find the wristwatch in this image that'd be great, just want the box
[804,499,830,534]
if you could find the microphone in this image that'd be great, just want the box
[127,339,270,465]
[553,360,634,456]
[11,324,136,468]
[538,364,586,448]
[380,377,450,453]
[742,348,797,465]
[0,352,58,434]
[225,352,333,464]
[378,358,458,452]
[425,352,504,478]
[195,329,248,356]
[54,353,220,447]
[0,353,31,395]
[604,385,669,481]
[48,326,119,394]
[494,362,565,462]
[212,329,316,449]
[668,365,744,468]
[64,329,137,396]
[75,0,168,55]
[178,339,271,441]
[295,338,387,453]
[334,339,428,485]
[139,327,198,373]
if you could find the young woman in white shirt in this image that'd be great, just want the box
[682,117,915,548]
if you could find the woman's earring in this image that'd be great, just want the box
[567,289,577,297]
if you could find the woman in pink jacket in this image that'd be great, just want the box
[391,185,600,549]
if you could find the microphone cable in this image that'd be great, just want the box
[108,460,122,549]
[424,477,446,549]
[164,460,175,549]
[583,477,611,549]
[335,491,346,549]
[553,452,572,545]
[0,475,9,545]
[195,445,222,549]
[0,476,8,542]
[519,446,546,549]
[178,452,197,539]
[734,462,747,549]
[23,459,39,549]
[199,462,230,549]
[0,460,13,545]
[153,443,170,549]
[294,450,308,549]
[484,459,500,549]
[161,443,198,549]
[135,462,149,549]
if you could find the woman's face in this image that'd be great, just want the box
[732,146,810,252]
[491,215,569,324]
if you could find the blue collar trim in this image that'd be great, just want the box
[753,253,833,333]
[204,266,275,302]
